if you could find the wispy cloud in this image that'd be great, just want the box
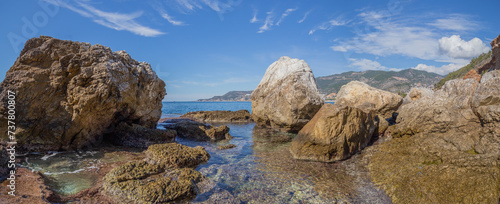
[258,11,273,33]
[44,0,164,37]
[428,14,479,31]
[250,9,259,23]
[412,63,463,75]
[309,18,349,35]
[276,8,297,26]
[174,0,241,19]
[158,10,185,26]
[298,10,311,23]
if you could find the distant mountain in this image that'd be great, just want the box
[198,91,253,102]
[315,69,443,95]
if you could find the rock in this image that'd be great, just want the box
[165,120,232,141]
[0,168,56,203]
[106,122,176,148]
[492,34,500,71]
[251,56,324,133]
[480,70,500,83]
[217,144,236,150]
[0,36,166,151]
[405,87,434,102]
[335,81,403,119]
[463,69,481,82]
[104,143,210,203]
[181,110,252,123]
[375,115,389,136]
[369,77,500,203]
[290,104,376,162]
[145,143,210,169]
[0,146,8,180]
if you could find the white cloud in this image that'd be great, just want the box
[159,10,185,26]
[174,0,239,17]
[309,18,349,35]
[298,10,311,23]
[412,63,464,75]
[349,58,402,71]
[438,35,490,59]
[428,15,479,31]
[45,0,164,37]
[250,9,258,23]
[257,11,273,33]
[276,8,297,26]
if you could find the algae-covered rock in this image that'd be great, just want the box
[165,120,232,141]
[181,110,252,123]
[290,104,376,162]
[145,143,210,169]
[107,122,176,148]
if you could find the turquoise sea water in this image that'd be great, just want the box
[20,101,387,203]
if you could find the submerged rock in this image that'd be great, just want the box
[290,104,376,162]
[0,36,166,151]
[251,56,324,133]
[335,81,403,118]
[369,77,500,203]
[165,120,232,141]
[145,143,210,169]
[182,110,252,123]
[103,143,209,203]
[217,144,236,150]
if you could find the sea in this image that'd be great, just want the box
[19,101,389,203]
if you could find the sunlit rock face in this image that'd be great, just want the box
[0,36,166,151]
[251,56,324,133]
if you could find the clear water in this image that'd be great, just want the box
[20,101,387,203]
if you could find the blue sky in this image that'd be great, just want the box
[1,0,499,101]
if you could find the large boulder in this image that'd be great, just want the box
[0,146,8,180]
[0,36,166,151]
[181,110,252,123]
[290,104,376,162]
[335,81,403,118]
[251,56,324,132]
[369,77,500,203]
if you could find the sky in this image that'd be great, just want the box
[1,0,499,101]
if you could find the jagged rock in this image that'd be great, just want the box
[492,34,500,71]
[0,146,8,180]
[480,70,500,83]
[217,144,236,150]
[369,77,500,203]
[251,56,324,132]
[405,87,434,102]
[164,120,232,141]
[463,69,481,82]
[0,36,166,151]
[106,122,176,148]
[145,143,210,169]
[290,104,376,162]
[181,110,252,123]
[103,143,210,203]
[335,81,403,119]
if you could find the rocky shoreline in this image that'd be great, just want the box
[0,35,499,203]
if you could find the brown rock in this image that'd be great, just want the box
[463,69,481,82]
[290,104,376,162]
[492,34,500,71]
[251,56,324,133]
[0,36,166,151]
[165,120,232,141]
[145,143,210,169]
[369,77,500,203]
[181,110,252,123]
[0,168,56,204]
[217,144,236,150]
[106,122,176,148]
[335,81,403,119]
[0,146,8,179]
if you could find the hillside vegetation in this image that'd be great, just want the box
[434,51,492,89]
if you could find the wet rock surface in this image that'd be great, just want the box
[290,104,376,162]
[182,110,252,123]
[164,120,232,141]
[0,36,166,151]
[103,143,210,203]
[251,56,324,132]
[106,122,176,148]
